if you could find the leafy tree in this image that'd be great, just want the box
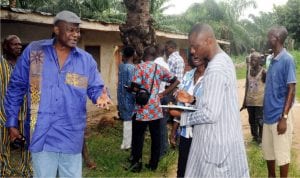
[274,0,300,48]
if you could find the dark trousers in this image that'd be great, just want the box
[177,136,192,178]
[247,106,263,142]
[160,97,169,157]
[132,116,161,169]
[159,116,168,157]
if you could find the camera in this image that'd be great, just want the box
[10,135,26,150]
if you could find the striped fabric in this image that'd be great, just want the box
[184,52,249,178]
[0,57,32,177]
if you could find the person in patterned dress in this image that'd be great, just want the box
[127,46,179,172]
[0,35,32,177]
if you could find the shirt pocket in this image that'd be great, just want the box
[65,72,88,113]
[65,72,88,90]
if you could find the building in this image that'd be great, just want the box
[1,7,230,102]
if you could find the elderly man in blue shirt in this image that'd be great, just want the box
[5,10,112,177]
[262,26,296,178]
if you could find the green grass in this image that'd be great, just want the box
[246,138,300,177]
[236,65,247,79]
[83,121,177,177]
[84,121,300,177]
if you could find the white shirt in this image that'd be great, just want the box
[154,56,170,93]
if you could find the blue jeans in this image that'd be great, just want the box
[31,151,82,178]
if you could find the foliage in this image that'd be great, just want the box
[290,50,300,99]
[274,0,300,49]
[2,0,299,55]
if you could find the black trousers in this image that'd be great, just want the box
[247,106,263,141]
[177,136,192,178]
[131,115,161,169]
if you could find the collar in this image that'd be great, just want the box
[42,38,80,54]
[272,48,286,61]
[170,51,179,57]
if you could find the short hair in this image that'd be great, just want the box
[155,44,165,56]
[122,46,135,58]
[165,40,177,49]
[142,46,156,61]
[250,52,261,59]
[268,26,288,44]
[188,23,215,39]
[2,35,20,54]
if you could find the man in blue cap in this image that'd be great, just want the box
[5,10,112,177]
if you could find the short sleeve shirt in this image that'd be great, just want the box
[263,49,297,124]
[132,61,175,121]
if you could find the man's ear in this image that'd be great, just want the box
[53,26,59,36]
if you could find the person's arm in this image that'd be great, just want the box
[158,66,179,98]
[241,74,248,111]
[87,56,105,103]
[277,58,297,135]
[5,45,30,140]
[261,68,266,83]
[277,83,295,134]
[185,71,227,125]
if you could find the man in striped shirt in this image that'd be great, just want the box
[177,23,249,178]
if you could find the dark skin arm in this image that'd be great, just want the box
[158,79,180,98]
[240,75,249,111]
[277,83,296,135]
[261,69,266,83]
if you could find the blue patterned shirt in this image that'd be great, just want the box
[117,63,135,121]
[5,39,104,154]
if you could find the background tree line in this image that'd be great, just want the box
[1,0,299,55]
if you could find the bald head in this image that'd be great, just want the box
[268,26,288,44]
[188,23,216,40]
[188,23,221,60]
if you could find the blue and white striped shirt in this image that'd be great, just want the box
[185,52,249,178]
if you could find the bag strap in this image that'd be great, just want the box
[149,64,157,95]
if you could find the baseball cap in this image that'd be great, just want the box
[54,10,81,24]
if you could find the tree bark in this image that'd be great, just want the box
[9,0,17,8]
[120,0,156,62]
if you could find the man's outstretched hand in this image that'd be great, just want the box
[176,90,194,103]
[96,88,113,110]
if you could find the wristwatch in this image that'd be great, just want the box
[191,96,196,105]
[283,114,288,119]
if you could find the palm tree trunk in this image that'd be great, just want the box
[9,0,17,8]
[120,0,156,62]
